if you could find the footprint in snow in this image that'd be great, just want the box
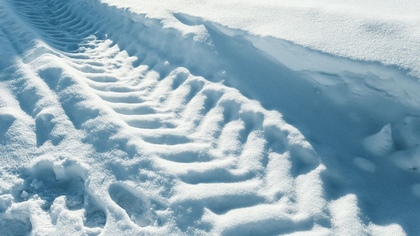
[108,183,159,227]
[13,160,107,231]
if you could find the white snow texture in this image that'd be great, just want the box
[0,0,419,235]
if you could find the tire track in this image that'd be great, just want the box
[3,0,328,234]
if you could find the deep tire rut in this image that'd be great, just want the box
[0,0,326,234]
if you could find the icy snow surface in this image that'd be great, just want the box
[0,0,419,235]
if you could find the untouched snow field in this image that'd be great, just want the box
[0,0,419,235]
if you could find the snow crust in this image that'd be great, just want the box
[0,0,419,235]
[101,0,420,77]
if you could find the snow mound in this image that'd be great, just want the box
[362,118,420,171]
[363,124,394,156]
[100,0,420,77]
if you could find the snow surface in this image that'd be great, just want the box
[101,0,420,78]
[0,0,419,235]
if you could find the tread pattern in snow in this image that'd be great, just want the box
[0,0,378,235]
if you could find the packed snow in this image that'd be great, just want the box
[0,0,419,235]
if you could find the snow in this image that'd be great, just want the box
[100,0,420,77]
[0,0,419,235]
